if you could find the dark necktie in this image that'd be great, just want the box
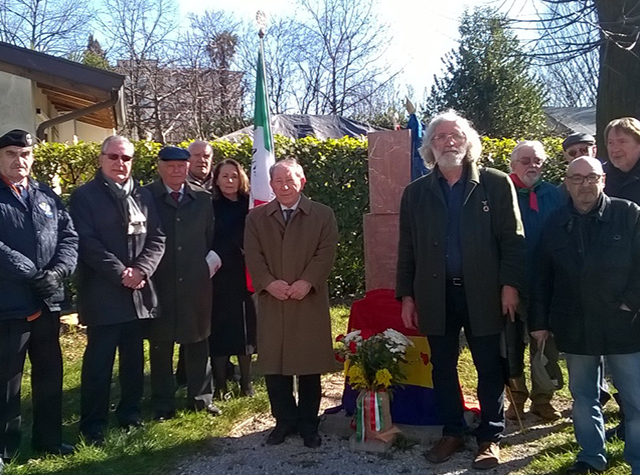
[16,184,29,206]
[283,208,294,224]
[170,191,181,203]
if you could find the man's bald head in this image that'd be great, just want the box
[565,157,605,214]
[566,156,604,177]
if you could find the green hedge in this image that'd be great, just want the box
[31,135,567,301]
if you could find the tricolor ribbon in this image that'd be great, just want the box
[355,390,386,442]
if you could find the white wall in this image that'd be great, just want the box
[0,71,35,135]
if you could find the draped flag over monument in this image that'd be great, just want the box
[250,32,275,208]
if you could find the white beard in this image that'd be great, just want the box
[436,151,465,169]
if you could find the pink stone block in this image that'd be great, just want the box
[368,130,412,214]
[364,213,399,291]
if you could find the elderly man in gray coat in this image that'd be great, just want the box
[144,146,220,419]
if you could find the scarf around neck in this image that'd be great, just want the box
[510,173,541,212]
[101,171,147,235]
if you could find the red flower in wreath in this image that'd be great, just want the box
[335,352,346,363]
[335,334,345,342]
[349,341,357,354]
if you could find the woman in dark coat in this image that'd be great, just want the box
[210,159,257,397]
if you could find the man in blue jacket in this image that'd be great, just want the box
[506,141,564,422]
[0,129,78,469]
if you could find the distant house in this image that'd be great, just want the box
[115,59,243,143]
[0,41,126,143]
[544,106,596,136]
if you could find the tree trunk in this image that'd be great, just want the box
[595,0,640,159]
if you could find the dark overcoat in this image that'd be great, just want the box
[244,195,339,375]
[69,172,165,327]
[0,178,77,320]
[604,159,640,205]
[396,163,526,337]
[529,195,640,355]
[144,180,214,344]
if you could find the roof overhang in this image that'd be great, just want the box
[0,41,126,131]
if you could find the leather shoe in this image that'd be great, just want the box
[530,403,561,421]
[35,443,75,456]
[302,432,322,448]
[505,402,524,421]
[266,425,296,445]
[565,461,604,474]
[204,403,222,416]
[473,441,500,470]
[154,410,176,421]
[425,436,465,463]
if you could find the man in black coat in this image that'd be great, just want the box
[0,129,78,467]
[530,157,640,475]
[70,136,165,445]
[396,111,525,470]
[144,146,220,420]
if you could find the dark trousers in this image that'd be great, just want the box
[265,374,321,435]
[428,284,506,443]
[0,310,63,459]
[80,320,143,436]
[149,339,212,413]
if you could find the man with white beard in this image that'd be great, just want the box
[396,110,525,470]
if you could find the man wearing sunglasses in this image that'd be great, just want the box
[70,136,165,445]
[0,129,78,469]
[530,157,640,475]
[559,134,597,200]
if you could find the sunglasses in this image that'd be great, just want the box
[103,153,133,162]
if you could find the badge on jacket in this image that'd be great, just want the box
[38,201,54,218]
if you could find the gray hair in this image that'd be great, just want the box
[269,158,306,180]
[187,140,213,154]
[509,140,547,171]
[419,110,482,167]
[101,135,134,155]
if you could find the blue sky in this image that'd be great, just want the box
[175,0,535,104]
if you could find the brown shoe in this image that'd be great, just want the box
[505,402,524,421]
[530,403,561,421]
[473,441,500,470]
[425,436,465,463]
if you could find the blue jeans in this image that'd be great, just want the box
[565,352,640,474]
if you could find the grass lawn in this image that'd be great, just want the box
[4,305,632,474]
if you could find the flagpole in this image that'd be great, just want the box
[250,10,275,208]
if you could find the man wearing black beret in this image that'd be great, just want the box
[562,133,597,163]
[0,129,78,468]
[143,146,220,420]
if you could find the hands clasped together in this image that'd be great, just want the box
[265,279,312,301]
[122,267,145,290]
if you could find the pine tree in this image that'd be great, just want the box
[425,7,546,138]
[82,35,111,70]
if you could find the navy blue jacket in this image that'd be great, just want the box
[514,181,563,291]
[0,178,78,320]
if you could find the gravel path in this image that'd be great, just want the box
[172,374,571,475]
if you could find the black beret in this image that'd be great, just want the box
[158,146,190,161]
[0,129,34,149]
[562,133,596,151]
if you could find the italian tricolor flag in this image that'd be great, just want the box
[250,42,275,208]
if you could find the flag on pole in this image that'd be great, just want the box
[250,36,275,208]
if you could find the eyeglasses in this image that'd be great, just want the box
[567,146,593,158]
[517,156,544,166]
[103,153,133,162]
[567,174,603,185]
[432,132,466,145]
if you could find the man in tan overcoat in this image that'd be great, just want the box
[244,158,338,449]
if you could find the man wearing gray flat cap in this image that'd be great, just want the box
[0,129,78,466]
[144,146,220,419]
[562,133,597,163]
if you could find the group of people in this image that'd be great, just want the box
[0,131,339,472]
[2,109,640,475]
[397,111,640,474]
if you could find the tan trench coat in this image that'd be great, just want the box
[244,195,338,375]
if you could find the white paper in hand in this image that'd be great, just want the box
[206,250,222,278]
